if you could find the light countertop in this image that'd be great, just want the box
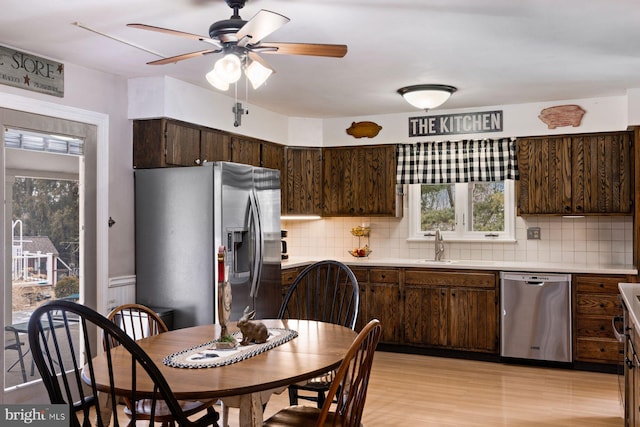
[282,256,638,275]
[620,283,640,328]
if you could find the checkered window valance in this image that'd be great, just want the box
[396,138,519,184]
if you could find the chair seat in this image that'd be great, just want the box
[263,405,355,427]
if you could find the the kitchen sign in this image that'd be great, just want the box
[0,45,64,97]
[408,110,503,137]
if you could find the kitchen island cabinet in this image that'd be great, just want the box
[517,131,633,215]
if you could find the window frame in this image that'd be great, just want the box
[407,180,516,242]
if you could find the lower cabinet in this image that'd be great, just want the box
[366,269,403,344]
[404,269,499,353]
[573,274,630,365]
[282,265,633,362]
[624,302,640,427]
[355,267,498,353]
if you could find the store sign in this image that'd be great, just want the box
[408,110,503,137]
[0,45,64,97]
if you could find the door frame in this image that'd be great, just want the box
[0,92,109,403]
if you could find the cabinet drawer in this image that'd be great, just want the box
[576,294,621,316]
[369,269,399,283]
[575,338,623,364]
[404,269,496,288]
[281,266,307,286]
[574,275,625,293]
[349,268,369,284]
[575,316,618,340]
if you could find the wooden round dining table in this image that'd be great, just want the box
[87,319,357,426]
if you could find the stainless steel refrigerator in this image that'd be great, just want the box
[134,162,281,329]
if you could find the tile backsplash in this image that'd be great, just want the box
[282,215,633,266]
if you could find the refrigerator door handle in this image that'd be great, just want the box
[248,190,264,298]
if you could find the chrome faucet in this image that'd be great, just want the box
[434,229,445,261]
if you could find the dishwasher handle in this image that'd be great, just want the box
[525,280,545,286]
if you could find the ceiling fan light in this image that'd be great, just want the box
[397,84,457,110]
[245,58,273,89]
[205,68,230,91]
[214,53,242,84]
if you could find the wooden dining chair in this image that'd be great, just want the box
[262,318,382,427]
[28,300,220,427]
[278,260,360,407]
[106,303,218,427]
[220,260,360,427]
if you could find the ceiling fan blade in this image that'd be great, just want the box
[237,10,290,47]
[127,23,222,48]
[257,42,347,58]
[147,49,220,65]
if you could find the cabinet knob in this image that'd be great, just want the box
[195,158,201,165]
[599,283,604,288]
[600,303,605,308]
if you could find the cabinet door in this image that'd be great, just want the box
[404,284,447,347]
[165,120,201,166]
[571,132,632,214]
[284,147,323,215]
[200,129,231,163]
[447,288,498,352]
[367,269,402,344]
[516,135,571,214]
[133,119,165,168]
[322,145,396,216]
[230,136,261,166]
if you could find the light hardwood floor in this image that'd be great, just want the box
[104,350,622,426]
[227,351,624,427]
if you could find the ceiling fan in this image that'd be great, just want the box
[128,0,347,90]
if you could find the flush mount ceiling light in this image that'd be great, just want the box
[397,84,457,111]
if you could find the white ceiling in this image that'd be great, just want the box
[2,0,640,118]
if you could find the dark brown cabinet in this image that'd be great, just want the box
[403,269,499,353]
[365,269,402,344]
[517,131,633,215]
[283,147,323,216]
[230,135,261,166]
[133,119,231,168]
[322,145,397,216]
[573,274,631,365]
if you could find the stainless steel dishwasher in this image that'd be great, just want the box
[501,272,572,362]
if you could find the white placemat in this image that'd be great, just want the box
[162,328,298,369]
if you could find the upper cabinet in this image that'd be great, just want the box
[283,147,323,216]
[133,119,230,168]
[517,131,633,215]
[322,145,397,216]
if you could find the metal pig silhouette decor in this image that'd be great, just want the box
[538,104,585,129]
[346,121,382,138]
[237,306,269,346]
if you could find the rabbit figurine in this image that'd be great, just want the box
[237,306,269,346]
